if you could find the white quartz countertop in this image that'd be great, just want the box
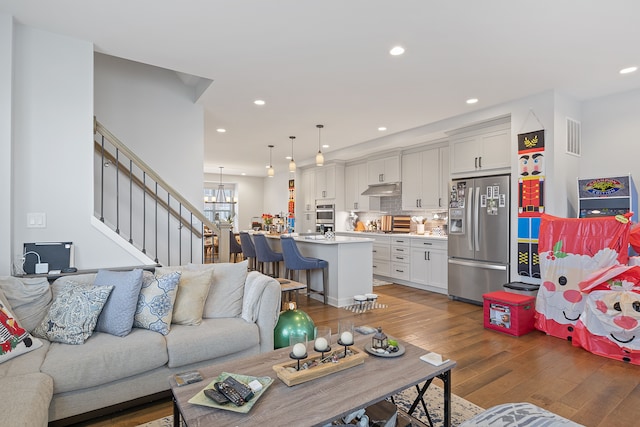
[337,231,448,240]
[256,231,373,244]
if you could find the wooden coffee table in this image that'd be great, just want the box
[170,335,456,427]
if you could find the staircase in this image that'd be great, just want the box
[93,118,229,266]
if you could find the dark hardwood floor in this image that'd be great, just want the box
[85,284,640,427]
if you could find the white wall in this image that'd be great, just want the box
[580,88,640,183]
[11,25,144,270]
[263,170,295,219]
[203,173,265,231]
[94,53,204,207]
[0,15,13,275]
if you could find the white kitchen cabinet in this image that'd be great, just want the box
[367,155,400,185]
[314,164,345,208]
[409,238,448,291]
[371,235,391,277]
[390,236,410,281]
[345,162,369,211]
[402,146,449,210]
[449,123,511,175]
[301,168,316,211]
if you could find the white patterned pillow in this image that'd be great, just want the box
[0,290,43,363]
[133,272,181,335]
[32,283,114,345]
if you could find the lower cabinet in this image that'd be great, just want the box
[410,240,448,291]
[372,242,391,277]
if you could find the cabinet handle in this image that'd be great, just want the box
[478,156,482,168]
[379,173,384,182]
[428,251,431,261]
[416,199,419,207]
[396,248,404,252]
[354,202,358,210]
[423,242,432,246]
[439,197,442,207]
[419,199,422,207]
[475,157,478,168]
[395,269,404,273]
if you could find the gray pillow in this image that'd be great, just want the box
[94,269,144,337]
[0,276,51,332]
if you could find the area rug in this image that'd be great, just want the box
[373,278,393,286]
[137,384,483,427]
[342,301,388,313]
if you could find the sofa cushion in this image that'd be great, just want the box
[164,317,259,368]
[32,283,113,345]
[0,292,44,364]
[134,271,180,335]
[41,328,168,394]
[0,276,51,332]
[0,338,49,378]
[0,372,53,427]
[156,267,214,325]
[94,268,144,337]
[197,261,248,318]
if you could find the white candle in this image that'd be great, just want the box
[315,337,328,351]
[292,343,306,357]
[340,331,354,345]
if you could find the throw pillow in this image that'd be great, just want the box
[93,269,144,337]
[32,283,113,345]
[156,267,213,325]
[0,292,43,364]
[196,260,248,318]
[133,271,181,335]
[0,276,51,332]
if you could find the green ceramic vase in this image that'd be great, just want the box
[273,309,316,349]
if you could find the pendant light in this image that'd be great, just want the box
[315,124,325,166]
[213,166,235,204]
[289,136,296,172]
[267,145,275,177]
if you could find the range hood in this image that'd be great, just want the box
[361,182,402,197]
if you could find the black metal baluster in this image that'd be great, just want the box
[142,172,147,254]
[129,159,133,244]
[167,191,171,266]
[190,213,194,263]
[115,148,120,234]
[154,182,159,264]
[100,135,105,222]
[178,203,183,265]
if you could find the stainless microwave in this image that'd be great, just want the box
[315,204,335,224]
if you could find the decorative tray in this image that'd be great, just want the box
[364,342,406,358]
[272,346,367,386]
[188,372,273,413]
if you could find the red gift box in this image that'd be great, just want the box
[483,291,536,336]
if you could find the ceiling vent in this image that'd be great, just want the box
[566,117,581,156]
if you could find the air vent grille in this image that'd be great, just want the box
[566,117,581,156]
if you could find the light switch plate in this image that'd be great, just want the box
[27,212,46,228]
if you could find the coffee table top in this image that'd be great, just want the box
[171,334,456,427]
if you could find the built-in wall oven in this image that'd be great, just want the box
[315,204,335,233]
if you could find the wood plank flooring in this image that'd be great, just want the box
[83,284,640,427]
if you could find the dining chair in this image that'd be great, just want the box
[229,230,243,263]
[239,232,257,270]
[280,235,329,304]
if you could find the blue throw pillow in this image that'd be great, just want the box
[94,269,144,337]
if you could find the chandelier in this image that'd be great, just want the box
[211,166,235,204]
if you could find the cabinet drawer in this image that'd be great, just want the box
[391,245,409,256]
[391,237,410,246]
[391,262,410,280]
[372,260,390,277]
[391,253,409,263]
[410,238,447,251]
[372,244,391,260]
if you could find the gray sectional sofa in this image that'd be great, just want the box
[0,261,281,426]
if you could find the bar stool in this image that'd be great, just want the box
[252,233,283,277]
[239,232,257,270]
[280,236,329,304]
[229,230,243,263]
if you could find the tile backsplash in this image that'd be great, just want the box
[354,195,448,233]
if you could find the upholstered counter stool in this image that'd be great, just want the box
[229,230,243,262]
[280,236,329,304]
[252,233,283,277]
[239,232,257,270]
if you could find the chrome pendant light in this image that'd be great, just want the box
[214,166,235,203]
[267,144,275,177]
[289,136,296,172]
[315,124,324,166]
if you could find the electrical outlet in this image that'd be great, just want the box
[35,263,49,274]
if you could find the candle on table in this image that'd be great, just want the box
[315,337,328,351]
[292,343,306,357]
[340,331,353,345]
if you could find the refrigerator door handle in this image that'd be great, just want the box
[448,259,508,271]
[474,186,481,252]
[466,186,474,251]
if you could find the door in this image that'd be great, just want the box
[447,178,475,260]
[474,175,510,264]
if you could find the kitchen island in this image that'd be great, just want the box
[262,233,373,307]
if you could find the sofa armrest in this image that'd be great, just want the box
[243,271,281,352]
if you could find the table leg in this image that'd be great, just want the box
[408,378,434,426]
[441,369,452,427]
[173,396,181,427]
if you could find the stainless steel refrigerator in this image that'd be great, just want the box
[448,174,510,304]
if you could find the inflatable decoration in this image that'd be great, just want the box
[572,264,640,364]
[535,213,632,340]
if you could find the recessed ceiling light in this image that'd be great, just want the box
[254,99,266,106]
[216,128,226,133]
[466,98,479,104]
[620,66,638,75]
[390,46,405,56]
[285,156,292,160]
[378,127,387,131]
[241,172,246,176]
[322,144,329,149]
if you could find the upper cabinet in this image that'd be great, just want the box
[402,145,449,210]
[367,155,401,185]
[345,162,369,211]
[449,120,511,175]
[313,163,345,209]
[301,168,316,211]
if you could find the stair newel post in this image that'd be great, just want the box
[217,222,231,263]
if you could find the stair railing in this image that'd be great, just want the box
[94,118,229,265]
